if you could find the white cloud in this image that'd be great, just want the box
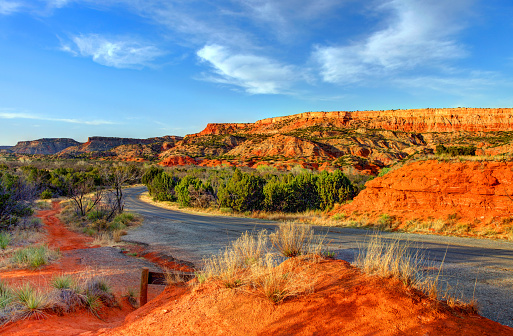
[0,110,116,125]
[197,44,300,94]
[0,0,22,15]
[314,0,472,84]
[62,34,165,69]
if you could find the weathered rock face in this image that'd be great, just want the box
[227,134,338,159]
[341,160,513,222]
[192,108,513,136]
[59,136,182,158]
[12,138,80,155]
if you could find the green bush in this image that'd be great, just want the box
[218,170,265,212]
[435,144,476,156]
[40,189,53,200]
[317,170,356,210]
[144,169,178,202]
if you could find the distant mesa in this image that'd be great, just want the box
[11,138,80,155]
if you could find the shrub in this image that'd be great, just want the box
[436,144,476,156]
[10,245,59,269]
[317,170,356,210]
[40,189,53,200]
[218,170,265,212]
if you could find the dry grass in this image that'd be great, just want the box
[198,222,331,303]
[250,253,314,303]
[356,232,479,313]
[356,234,425,287]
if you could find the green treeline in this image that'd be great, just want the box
[435,144,476,156]
[143,167,356,212]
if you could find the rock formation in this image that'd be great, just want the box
[11,138,80,155]
[340,160,513,223]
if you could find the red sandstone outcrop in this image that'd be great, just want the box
[227,134,338,159]
[193,108,513,136]
[159,155,198,167]
[340,160,513,223]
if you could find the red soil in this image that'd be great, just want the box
[0,202,168,335]
[39,201,95,251]
[339,160,513,226]
[97,259,513,336]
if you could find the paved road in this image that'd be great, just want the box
[123,186,513,327]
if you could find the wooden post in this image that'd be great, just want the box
[140,267,149,306]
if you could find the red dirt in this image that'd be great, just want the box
[38,201,95,251]
[338,160,513,227]
[0,202,168,335]
[96,259,513,336]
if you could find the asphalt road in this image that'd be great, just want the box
[123,185,513,327]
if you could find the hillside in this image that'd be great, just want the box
[158,107,513,173]
[97,259,513,336]
[11,138,80,155]
[335,159,513,235]
[5,108,513,173]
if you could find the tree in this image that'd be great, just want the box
[0,172,37,229]
[67,175,103,217]
[317,170,356,210]
[103,164,141,219]
[218,170,265,212]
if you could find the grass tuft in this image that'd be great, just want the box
[10,245,59,269]
[0,232,11,250]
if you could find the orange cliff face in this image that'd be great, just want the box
[192,108,513,136]
[340,160,513,224]
[188,123,250,137]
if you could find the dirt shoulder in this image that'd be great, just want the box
[0,201,170,336]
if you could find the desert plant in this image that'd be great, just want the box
[14,283,51,320]
[123,288,138,308]
[270,223,314,257]
[10,245,59,269]
[250,253,313,304]
[51,274,74,290]
[0,231,11,249]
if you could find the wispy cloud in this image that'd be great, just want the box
[0,110,117,125]
[314,0,472,84]
[61,34,165,69]
[232,0,346,40]
[0,0,23,15]
[394,71,509,97]
[197,44,301,94]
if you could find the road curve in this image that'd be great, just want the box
[123,185,513,327]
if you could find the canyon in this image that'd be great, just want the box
[5,108,513,173]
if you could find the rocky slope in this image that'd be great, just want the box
[11,138,80,155]
[158,108,513,172]
[339,159,513,228]
[5,108,513,171]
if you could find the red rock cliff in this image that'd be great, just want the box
[341,160,513,223]
[192,108,513,136]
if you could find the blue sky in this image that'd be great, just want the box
[1,0,513,145]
